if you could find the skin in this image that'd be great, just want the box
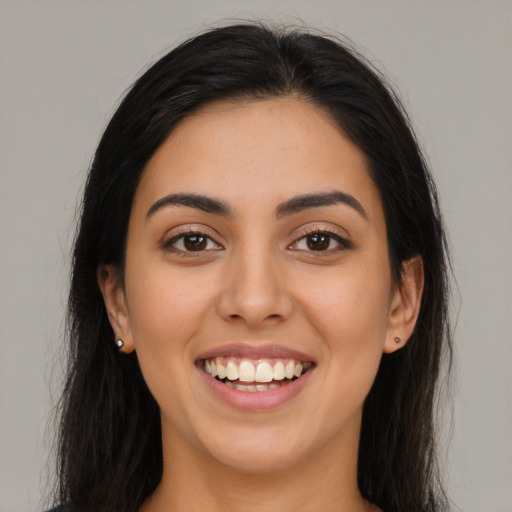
[99,97,424,512]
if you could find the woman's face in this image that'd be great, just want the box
[101,97,420,473]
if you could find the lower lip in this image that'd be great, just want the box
[196,365,314,411]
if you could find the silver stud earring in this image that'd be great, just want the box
[115,339,124,349]
[394,336,402,344]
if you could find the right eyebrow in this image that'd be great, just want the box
[146,193,232,219]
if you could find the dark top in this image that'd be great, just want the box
[46,507,84,512]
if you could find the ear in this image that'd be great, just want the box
[97,265,135,353]
[383,255,424,354]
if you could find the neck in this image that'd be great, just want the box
[141,417,375,512]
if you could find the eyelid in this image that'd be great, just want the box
[288,224,353,252]
[162,225,225,254]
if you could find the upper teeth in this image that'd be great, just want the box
[204,358,311,382]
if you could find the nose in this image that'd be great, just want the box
[216,246,293,329]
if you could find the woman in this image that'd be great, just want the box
[52,23,452,512]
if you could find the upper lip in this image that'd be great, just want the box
[195,343,315,363]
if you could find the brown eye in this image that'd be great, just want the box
[306,233,331,251]
[165,231,222,253]
[183,234,207,251]
[290,230,351,253]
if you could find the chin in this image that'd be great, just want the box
[199,426,309,474]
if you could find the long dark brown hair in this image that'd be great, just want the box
[54,23,452,512]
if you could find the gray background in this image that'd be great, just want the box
[1,1,511,511]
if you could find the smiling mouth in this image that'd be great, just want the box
[200,357,314,392]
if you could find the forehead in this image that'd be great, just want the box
[135,97,383,222]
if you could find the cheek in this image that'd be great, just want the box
[124,264,215,357]
[297,263,391,358]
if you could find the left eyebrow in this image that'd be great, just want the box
[275,191,368,221]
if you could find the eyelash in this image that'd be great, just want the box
[289,228,353,254]
[163,228,352,256]
[163,230,223,256]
